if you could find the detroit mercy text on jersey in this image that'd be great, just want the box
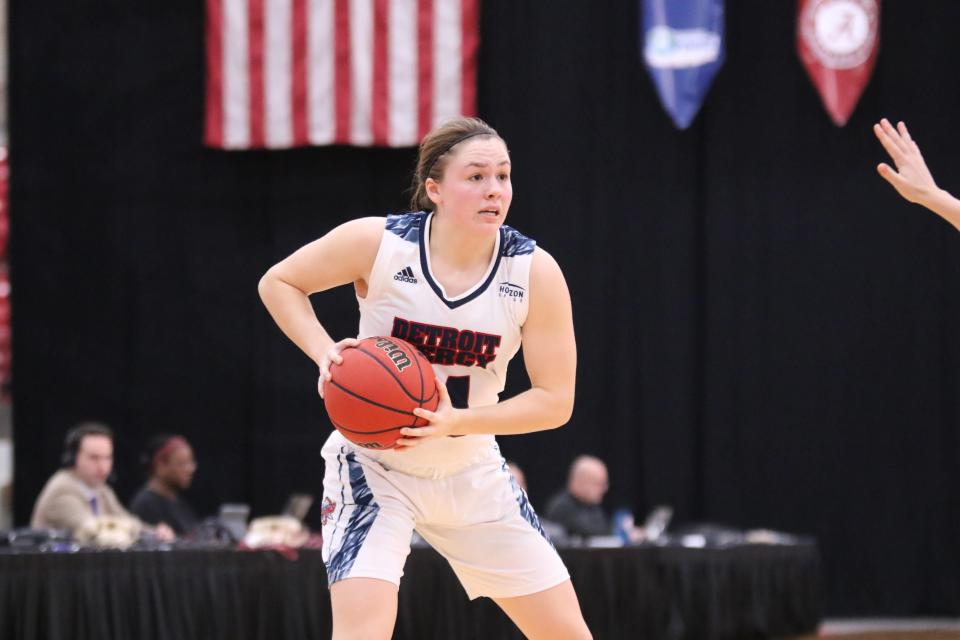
[344,210,536,478]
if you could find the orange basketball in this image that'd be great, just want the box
[323,336,438,450]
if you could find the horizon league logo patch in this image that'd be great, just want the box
[498,281,525,300]
[373,337,412,372]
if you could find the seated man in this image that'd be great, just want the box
[31,422,174,541]
[129,434,199,536]
[506,459,528,493]
[544,455,613,538]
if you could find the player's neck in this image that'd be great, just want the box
[428,212,497,272]
[148,477,178,500]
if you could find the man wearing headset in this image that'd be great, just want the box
[30,422,174,541]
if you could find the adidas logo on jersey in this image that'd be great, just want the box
[394,266,418,284]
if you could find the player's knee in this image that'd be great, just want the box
[562,620,593,640]
[532,625,592,640]
[331,626,391,640]
[330,578,398,640]
[525,612,592,640]
[331,610,396,640]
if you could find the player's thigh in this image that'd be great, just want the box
[330,577,399,640]
[321,443,416,587]
[493,579,592,640]
[418,458,569,600]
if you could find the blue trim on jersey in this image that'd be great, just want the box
[418,213,505,310]
[326,452,381,585]
[500,225,536,257]
[324,449,349,560]
[503,461,552,545]
[385,211,424,243]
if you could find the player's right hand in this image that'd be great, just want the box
[317,337,360,398]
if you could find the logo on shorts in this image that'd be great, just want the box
[320,497,337,526]
[357,442,383,449]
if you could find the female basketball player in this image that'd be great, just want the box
[875,118,960,232]
[258,118,591,639]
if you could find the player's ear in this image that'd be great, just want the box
[425,177,442,206]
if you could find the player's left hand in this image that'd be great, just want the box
[396,379,462,448]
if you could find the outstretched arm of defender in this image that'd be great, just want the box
[874,118,960,232]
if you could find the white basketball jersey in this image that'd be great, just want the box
[333,210,536,478]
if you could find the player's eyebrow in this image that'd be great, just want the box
[466,160,511,168]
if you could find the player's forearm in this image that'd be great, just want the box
[258,272,335,364]
[453,387,574,436]
[919,188,960,232]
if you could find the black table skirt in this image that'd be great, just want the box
[0,543,820,640]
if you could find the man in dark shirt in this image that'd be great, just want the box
[544,455,612,537]
[129,434,200,536]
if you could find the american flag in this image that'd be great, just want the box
[205,0,480,149]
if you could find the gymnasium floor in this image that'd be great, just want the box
[794,618,960,639]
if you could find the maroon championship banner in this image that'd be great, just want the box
[797,0,879,126]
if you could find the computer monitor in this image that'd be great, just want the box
[217,503,250,541]
[282,493,314,522]
[643,505,673,542]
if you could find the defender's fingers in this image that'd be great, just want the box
[874,123,905,164]
[877,163,908,191]
[897,121,913,143]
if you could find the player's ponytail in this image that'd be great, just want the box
[409,117,502,212]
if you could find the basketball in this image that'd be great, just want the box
[323,336,439,450]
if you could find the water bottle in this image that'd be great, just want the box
[612,508,635,546]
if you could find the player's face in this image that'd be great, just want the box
[429,137,512,233]
[74,435,113,487]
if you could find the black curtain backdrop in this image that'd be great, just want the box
[9,0,960,616]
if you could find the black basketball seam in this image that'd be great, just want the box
[328,379,418,417]
[352,344,425,403]
[409,339,427,403]
[407,334,422,430]
[415,356,438,425]
[408,384,438,429]
[329,416,405,436]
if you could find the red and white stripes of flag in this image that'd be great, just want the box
[205,0,480,149]
[797,0,880,127]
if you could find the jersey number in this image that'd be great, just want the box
[444,376,471,410]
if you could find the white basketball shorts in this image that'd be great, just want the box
[319,437,569,600]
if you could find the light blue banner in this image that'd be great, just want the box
[642,0,725,129]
